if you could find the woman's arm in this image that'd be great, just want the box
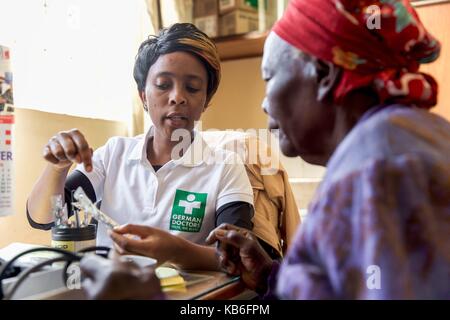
[27,164,71,224]
[110,201,256,271]
[27,129,93,225]
[169,238,220,270]
[110,224,221,270]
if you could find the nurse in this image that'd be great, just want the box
[27,23,254,271]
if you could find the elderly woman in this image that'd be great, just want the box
[79,0,450,299]
[27,23,254,271]
[207,0,450,299]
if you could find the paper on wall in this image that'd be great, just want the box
[0,45,14,216]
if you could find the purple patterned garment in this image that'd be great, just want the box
[275,105,450,299]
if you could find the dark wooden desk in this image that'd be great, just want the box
[166,270,254,300]
[31,270,256,300]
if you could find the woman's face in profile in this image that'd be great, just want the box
[261,33,335,165]
[142,51,208,138]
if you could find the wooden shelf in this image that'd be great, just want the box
[214,31,269,62]
[211,0,449,61]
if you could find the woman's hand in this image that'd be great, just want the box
[109,224,182,265]
[80,255,163,300]
[43,128,93,172]
[206,223,274,292]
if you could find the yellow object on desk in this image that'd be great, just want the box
[156,267,186,292]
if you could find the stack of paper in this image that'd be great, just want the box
[155,266,186,292]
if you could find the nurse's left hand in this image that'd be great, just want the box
[109,224,182,265]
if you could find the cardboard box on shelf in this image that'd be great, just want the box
[219,0,258,14]
[193,0,219,38]
[219,9,258,37]
[194,0,219,18]
[194,15,219,38]
[262,0,278,31]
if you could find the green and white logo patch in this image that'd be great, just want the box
[170,189,207,232]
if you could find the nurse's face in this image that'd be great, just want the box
[141,51,208,138]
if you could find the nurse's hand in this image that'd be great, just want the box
[109,224,182,265]
[80,255,164,300]
[43,128,94,172]
[206,223,274,293]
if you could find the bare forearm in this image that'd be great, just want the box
[27,164,71,224]
[170,239,220,271]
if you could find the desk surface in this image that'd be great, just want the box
[166,270,244,300]
[30,270,253,300]
[0,243,255,300]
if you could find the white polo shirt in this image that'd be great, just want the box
[75,127,254,247]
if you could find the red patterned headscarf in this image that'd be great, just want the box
[272,0,440,109]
